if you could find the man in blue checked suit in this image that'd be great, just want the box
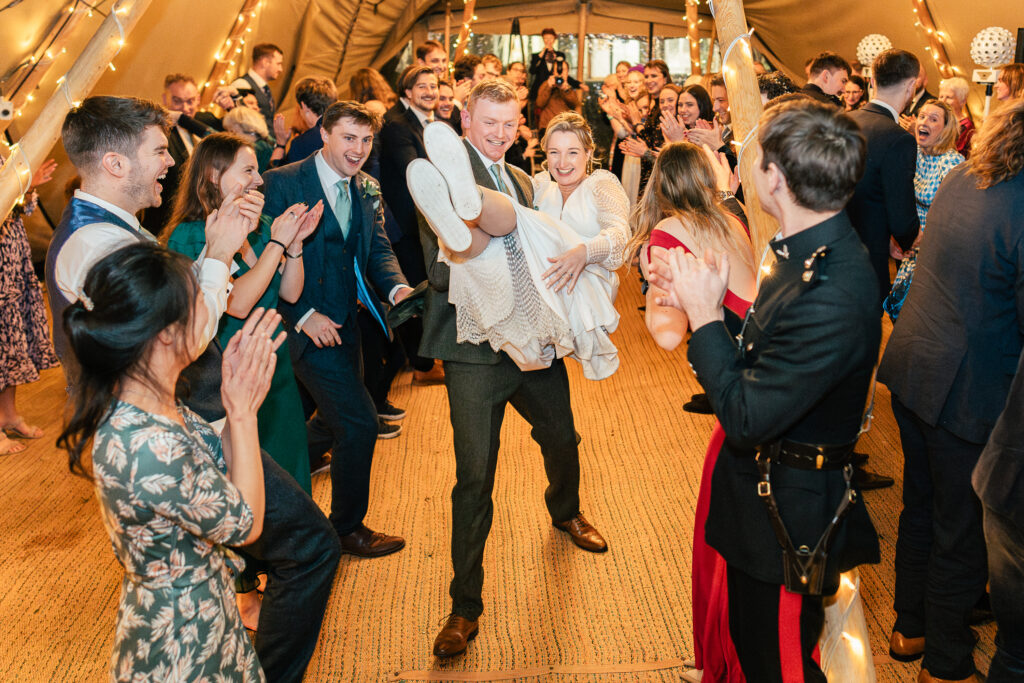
[263,101,413,556]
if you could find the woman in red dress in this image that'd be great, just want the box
[627,142,756,682]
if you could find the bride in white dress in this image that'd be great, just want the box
[409,113,630,380]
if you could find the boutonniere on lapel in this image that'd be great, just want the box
[361,178,381,209]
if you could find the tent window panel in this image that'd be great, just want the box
[427,32,580,73]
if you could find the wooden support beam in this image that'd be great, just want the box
[452,0,478,58]
[687,1,701,75]
[0,0,156,224]
[200,0,261,106]
[577,1,588,83]
[710,0,778,258]
[911,0,957,80]
[0,5,88,138]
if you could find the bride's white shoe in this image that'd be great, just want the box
[406,158,473,253]
[422,121,482,221]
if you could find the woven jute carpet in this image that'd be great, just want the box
[0,273,995,682]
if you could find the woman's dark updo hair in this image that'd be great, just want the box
[681,84,715,124]
[57,242,198,476]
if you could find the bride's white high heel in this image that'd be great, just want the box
[406,158,473,253]
[422,121,482,221]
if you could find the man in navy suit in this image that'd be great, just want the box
[847,48,921,308]
[283,76,337,164]
[263,101,414,555]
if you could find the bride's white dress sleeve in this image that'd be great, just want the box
[580,170,631,271]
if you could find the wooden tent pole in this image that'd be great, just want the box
[0,0,156,223]
[707,22,718,74]
[577,0,588,83]
[710,0,777,257]
[0,6,88,138]
[444,0,452,61]
[687,1,701,75]
[452,0,477,58]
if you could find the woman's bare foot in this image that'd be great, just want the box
[0,434,27,455]
[236,589,261,631]
[3,418,43,440]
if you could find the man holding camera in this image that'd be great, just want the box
[528,28,581,108]
[535,56,581,132]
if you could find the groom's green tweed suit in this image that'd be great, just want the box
[418,140,583,620]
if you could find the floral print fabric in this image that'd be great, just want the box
[92,400,263,682]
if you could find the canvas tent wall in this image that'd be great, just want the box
[0,0,1017,242]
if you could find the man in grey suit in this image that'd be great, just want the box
[420,80,607,658]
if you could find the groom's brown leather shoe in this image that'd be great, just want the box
[889,630,925,662]
[433,614,478,658]
[554,513,608,552]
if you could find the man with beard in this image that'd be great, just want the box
[47,95,341,683]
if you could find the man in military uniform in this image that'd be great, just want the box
[648,100,882,681]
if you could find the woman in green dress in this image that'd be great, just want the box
[166,132,321,497]
[165,133,322,629]
[57,242,277,681]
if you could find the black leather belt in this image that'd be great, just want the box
[760,439,856,471]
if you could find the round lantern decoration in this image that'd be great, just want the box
[856,34,893,67]
[970,26,1016,68]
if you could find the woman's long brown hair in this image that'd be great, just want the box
[163,132,253,237]
[625,141,753,270]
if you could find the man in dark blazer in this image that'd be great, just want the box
[424,80,606,659]
[283,76,337,164]
[263,101,414,555]
[799,51,849,107]
[846,48,921,307]
[142,73,216,235]
[648,99,881,683]
[230,43,283,132]
[903,63,936,117]
[879,100,1024,683]
[380,65,438,284]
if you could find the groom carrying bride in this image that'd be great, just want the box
[417,79,608,658]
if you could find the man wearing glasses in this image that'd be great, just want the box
[142,73,217,235]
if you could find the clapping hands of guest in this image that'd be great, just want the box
[686,119,724,151]
[647,247,729,331]
[221,307,283,419]
[700,144,737,194]
[206,185,259,265]
[270,201,321,251]
[619,135,649,158]
[660,110,687,143]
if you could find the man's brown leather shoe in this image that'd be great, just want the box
[553,513,608,552]
[889,630,925,662]
[339,524,405,557]
[918,668,980,683]
[432,614,478,657]
[413,361,445,386]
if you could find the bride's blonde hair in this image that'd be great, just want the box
[625,141,752,270]
[541,112,599,174]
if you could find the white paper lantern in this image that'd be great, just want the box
[970,26,1016,68]
[856,34,892,67]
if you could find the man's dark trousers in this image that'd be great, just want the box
[446,354,580,619]
[891,396,988,680]
[240,454,341,682]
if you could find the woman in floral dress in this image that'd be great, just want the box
[57,242,277,681]
[0,158,59,455]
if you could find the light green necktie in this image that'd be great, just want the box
[489,163,511,196]
[334,178,351,237]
